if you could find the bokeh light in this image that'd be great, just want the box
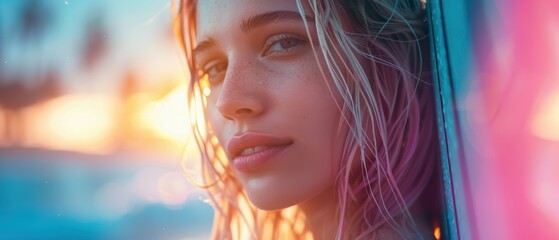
[531,90,559,141]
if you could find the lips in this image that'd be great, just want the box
[239,145,272,156]
[226,132,293,172]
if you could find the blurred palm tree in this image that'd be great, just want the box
[0,1,62,145]
[19,0,51,43]
[81,10,108,71]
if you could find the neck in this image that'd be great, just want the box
[298,187,339,240]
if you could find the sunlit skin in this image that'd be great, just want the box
[195,0,349,238]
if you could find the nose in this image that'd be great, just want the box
[215,60,265,121]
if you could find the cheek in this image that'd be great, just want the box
[307,108,346,177]
[291,75,347,179]
[206,102,220,129]
[205,95,229,145]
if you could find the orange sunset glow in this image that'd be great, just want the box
[138,83,190,146]
[20,94,119,154]
[0,83,194,156]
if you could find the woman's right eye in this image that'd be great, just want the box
[200,61,228,85]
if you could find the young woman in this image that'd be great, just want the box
[174,0,439,239]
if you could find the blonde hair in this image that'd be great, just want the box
[174,0,438,239]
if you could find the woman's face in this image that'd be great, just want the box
[195,0,348,210]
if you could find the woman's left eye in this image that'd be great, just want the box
[262,34,307,57]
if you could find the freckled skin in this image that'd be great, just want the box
[197,0,348,211]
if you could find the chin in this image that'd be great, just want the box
[246,192,297,211]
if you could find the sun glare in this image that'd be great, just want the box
[138,84,189,145]
[22,94,118,154]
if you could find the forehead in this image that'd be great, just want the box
[195,0,303,41]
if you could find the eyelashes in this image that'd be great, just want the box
[197,60,227,97]
[200,61,227,82]
[261,33,308,57]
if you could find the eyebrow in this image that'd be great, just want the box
[193,37,216,58]
[193,11,314,58]
[240,10,314,32]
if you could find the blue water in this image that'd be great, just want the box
[0,148,213,240]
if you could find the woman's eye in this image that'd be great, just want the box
[263,34,307,57]
[200,61,228,84]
